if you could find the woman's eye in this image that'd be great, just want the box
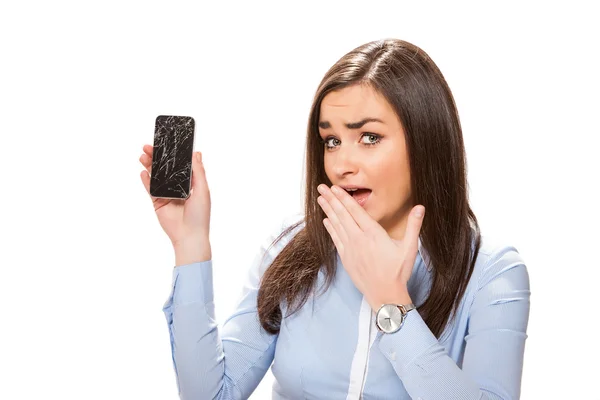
[324,137,340,148]
[361,133,381,145]
[322,134,380,149]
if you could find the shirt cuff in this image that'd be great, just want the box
[377,310,440,376]
[169,260,214,306]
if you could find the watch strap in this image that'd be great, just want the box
[398,303,416,315]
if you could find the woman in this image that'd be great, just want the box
[139,39,530,400]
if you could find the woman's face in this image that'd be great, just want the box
[318,84,413,241]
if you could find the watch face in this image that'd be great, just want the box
[376,304,404,333]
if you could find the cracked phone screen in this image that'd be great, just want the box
[149,115,195,199]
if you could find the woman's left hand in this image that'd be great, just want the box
[316,184,425,312]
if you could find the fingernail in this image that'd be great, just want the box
[414,206,424,218]
[196,152,201,162]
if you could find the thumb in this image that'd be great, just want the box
[190,152,210,202]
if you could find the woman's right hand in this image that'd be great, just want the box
[139,144,212,264]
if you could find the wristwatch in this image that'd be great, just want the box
[375,303,416,334]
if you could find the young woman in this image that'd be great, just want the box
[139,38,530,400]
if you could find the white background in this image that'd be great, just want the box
[1,1,598,399]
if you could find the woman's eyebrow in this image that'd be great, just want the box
[318,118,384,130]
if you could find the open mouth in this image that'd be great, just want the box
[344,188,372,206]
[345,188,371,196]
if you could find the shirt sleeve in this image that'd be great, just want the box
[161,215,303,400]
[377,245,531,400]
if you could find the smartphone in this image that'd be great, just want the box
[149,115,196,199]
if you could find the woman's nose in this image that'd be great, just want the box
[331,146,359,178]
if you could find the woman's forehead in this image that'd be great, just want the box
[319,85,394,122]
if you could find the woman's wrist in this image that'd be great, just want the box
[173,237,212,266]
[369,289,413,313]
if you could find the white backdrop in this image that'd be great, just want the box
[1,1,598,399]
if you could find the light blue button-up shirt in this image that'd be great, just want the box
[162,214,530,399]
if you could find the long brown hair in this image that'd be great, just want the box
[257,39,481,338]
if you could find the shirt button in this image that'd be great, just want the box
[389,351,396,361]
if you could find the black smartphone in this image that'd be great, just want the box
[149,115,196,199]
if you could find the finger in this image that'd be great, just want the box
[403,205,425,263]
[317,184,361,239]
[190,152,210,203]
[140,169,151,194]
[330,185,381,235]
[142,144,154,157]
[323,218,344,256]
[139,153,152,175]
[317,195,349,245]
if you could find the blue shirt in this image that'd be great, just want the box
[162,214,531,399]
